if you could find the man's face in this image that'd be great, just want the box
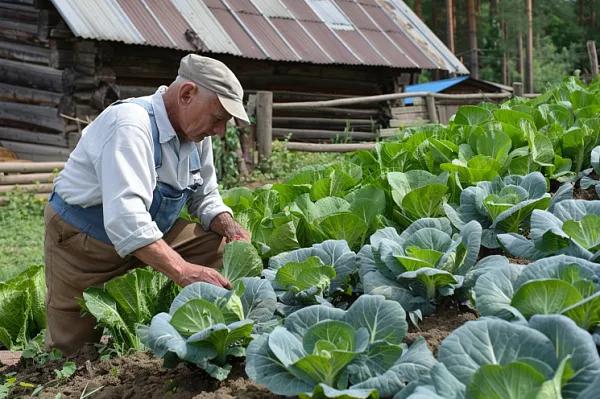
[177,83,232,142]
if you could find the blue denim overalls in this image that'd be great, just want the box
[48,98,202,246]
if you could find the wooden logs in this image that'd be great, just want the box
[0,127,67,147]
[272,128,375,142]
[0,82,61,105]
[0,101,65,132]
[284,142,376,152]
[0,58,63,92]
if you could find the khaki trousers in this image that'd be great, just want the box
[43,203,225,356]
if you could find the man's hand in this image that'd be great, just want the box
[133,239,232,289]
[176,261,232,289]
[209,212,251,243]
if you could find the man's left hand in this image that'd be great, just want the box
[209,212,251,243]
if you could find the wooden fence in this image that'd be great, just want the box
[0,161,64,206]
[252,82,538,159]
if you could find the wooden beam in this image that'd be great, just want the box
[0,161,64,174]
[426,94,439,124]
[272,128,375,141]
[0,40,50,65]
[467,0,479,78]
[0,58,63,92]
[285,142,376,152]
[273,92,514,109]
[513,82,524,97]
[0,172,55,185]
[588,41,599,77]
[256,91,273,160]
[0,82,61,106]
[0,101,64,132]
[0,127,67,147]
[274,106,379,118]
[0,183,53,194]
[272,116,375,129]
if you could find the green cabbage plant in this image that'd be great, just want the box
[246,295,435,399]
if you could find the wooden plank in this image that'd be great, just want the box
[0,82,61,105]
[391,105,427,115]
[0,40,50,65]
[392,112,428,121]
[0,172,55,184]
[0,1,38,22]
[273,128,375,141]
[588,40,599,77]
[0,101,64,132]
[285,142,376,152]
[274,107,379,118]
[0,19,42,44]
[272,117,375,130]
[0,182,53,194]
[426,95,439,124]
[0,58,63,92]
[0,127,66,147]
[0,161,64,173]
[273,92,515,109]
[379,128,402,138]
[390,119,430,128]
[0,141,70,157]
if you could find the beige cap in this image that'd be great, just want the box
[178,54,250,125]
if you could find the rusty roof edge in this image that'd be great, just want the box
[140,0,178,48]
[383,0,469,74]
[219,0,271,58]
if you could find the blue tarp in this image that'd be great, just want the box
[404,76,470,105]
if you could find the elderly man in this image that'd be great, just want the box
[44,54,251,355]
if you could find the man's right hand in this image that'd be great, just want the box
[176,261,232,289]
[133,239,232,290]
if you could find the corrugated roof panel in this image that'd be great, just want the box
[362,2,402,32]
[202,0,226,9]
[387,31,436,69]
[335,29,389,65]
[145,0,195,51]
[305,0,353,28]
[300,20,360,64]
[209,8,265,59]
[170,0,241,55]
[115,0,173,48]
[334,0,378,30]
[52,0,145,44]
[225,0,258,14]
[361,29,416,67]
[250,0,294,18]
[280,0,320,21]
[236,13,300,61]
[270,18,331,63]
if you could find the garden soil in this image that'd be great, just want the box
[405,301,478,356]
[5,304,478,399]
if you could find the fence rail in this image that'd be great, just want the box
[254,82,539,157]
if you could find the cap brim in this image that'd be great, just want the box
[218,95,250,126]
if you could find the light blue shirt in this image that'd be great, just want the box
[53,86,233,257]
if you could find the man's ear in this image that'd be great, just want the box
[178,82,197,107]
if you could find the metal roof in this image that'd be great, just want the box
[49,0,469,73]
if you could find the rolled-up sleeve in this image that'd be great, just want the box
[187,137,233,230]
[94,115,163,257]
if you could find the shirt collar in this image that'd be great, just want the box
[151,86,178,144]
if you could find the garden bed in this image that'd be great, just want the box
[3,304,478,399]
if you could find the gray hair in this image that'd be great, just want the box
[172,76,215,99]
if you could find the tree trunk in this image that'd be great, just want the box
[581,0,585,27]
[490,0,498,21]
[593,0,597,27]
[414,0,423,18]
[517,32,524,81]
[526,0,534,93]
[467,0,479,78]
[433,0,439,30]
[446,0,455,53]
[502,20,509,85]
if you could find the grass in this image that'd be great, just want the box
[0,188,46,282]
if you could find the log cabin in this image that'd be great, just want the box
[0,0,467,161]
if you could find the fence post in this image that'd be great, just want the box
[512,82,524,97]
[587,40,599,77]
[256,91,273,161]
[426,94,439,124]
